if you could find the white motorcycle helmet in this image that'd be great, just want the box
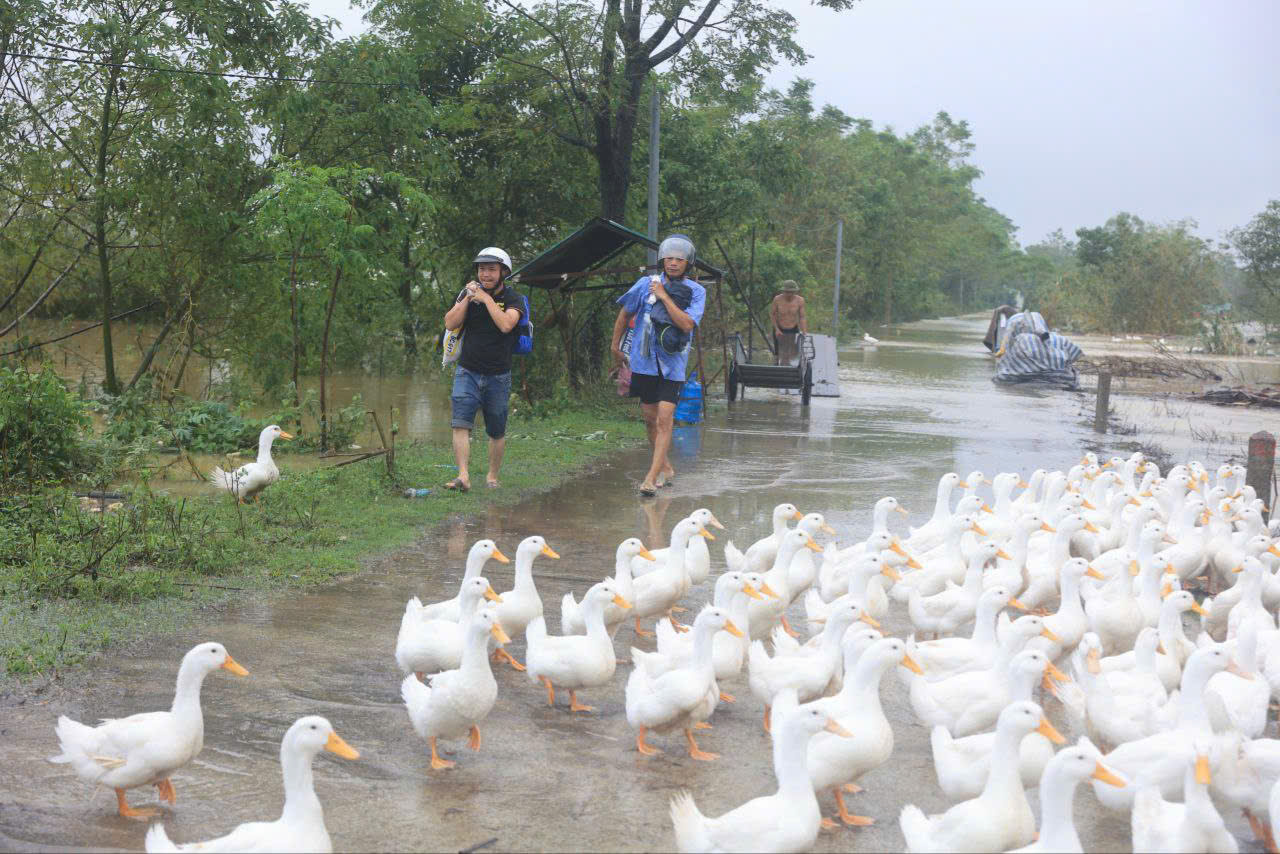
[658,234,694,268]
[473,246,512,277]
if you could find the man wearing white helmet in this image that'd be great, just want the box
[610,234,706,497]
[442,246,525,491]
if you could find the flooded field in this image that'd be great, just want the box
[0,313,1270,851]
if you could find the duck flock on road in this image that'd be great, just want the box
[48,451,1280,853]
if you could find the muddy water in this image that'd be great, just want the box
[1,314,1265,852]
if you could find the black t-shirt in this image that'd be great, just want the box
[458,284,526,375]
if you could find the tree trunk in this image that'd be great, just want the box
[884,268,893,326]
[593,63,646,222]
[96,62,121,395]
[398,224,417,358]
[289,242,301,404]
[125,302,182,391]
[319,265,343,452]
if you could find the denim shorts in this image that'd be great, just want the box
[451,367,512,438]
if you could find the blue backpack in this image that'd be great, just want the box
[512,293,533,356]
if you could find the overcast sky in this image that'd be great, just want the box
[304,0,1278,248]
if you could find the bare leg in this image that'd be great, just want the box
[635,726,660,756]
[843,782,863,794]
[780,616,801,639]
[684,727,720,761]
[568,690,594,713]
[486,436,505,487]
[642,402,676,491]
[668,611,690,632]
[450,427,471,489]
[429,737,456,770]
[115,788,158,820]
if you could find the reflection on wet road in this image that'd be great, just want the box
[1,315,1230,852]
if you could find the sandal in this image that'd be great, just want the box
[638,483,658,497]
[444,477,470,493]
[486,480,500,489]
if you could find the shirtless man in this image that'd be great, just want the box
[770,280,807,365]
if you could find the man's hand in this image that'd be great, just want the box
[612,346,628,371]
[648,277,668,304]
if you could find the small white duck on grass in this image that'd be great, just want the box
[208,424,292,503]
[143,715,358,853]
[524,578,631,713]
[669,689,851,853]
[50,642,248,819]
[402,608,507,770]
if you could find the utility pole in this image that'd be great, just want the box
[647,86,660,266]
[831,219,843,341]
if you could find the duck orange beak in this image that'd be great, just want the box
[1084,522,1101,533]
[1195,754,1212,785]
[901,654,924,675]
[995,549,1012,560]
[1093,761,1125,787]
[484,586,503,603]
[1190,601,1208,616]
[1008,597,1028,611]
[804,538,823,553]
[699,527,716,541]
[1085,565,1106,580]
[221,655,249,676]
[278,431,294,440]
[492,548,511,564]
[971,523,988,536]
[760,582,782,599]
[1046,661,1070,683]
[792,510,805,521]
[1040,626,1062,644]
[612,594,633,609]
[881,566,903,581]
[324,731,360,760]
[637,548,657,561]
[860,613,881,628]
[1086,647,1101,674]
[1041,522,1056,533]
[491,623,512,644]
[824,718,854,737]
[895,505,910,515]
[821,524,837,535]
[723,619,745,638]
[541,544,561,558]
[742,584,764,601]
[1037,717,1066,744]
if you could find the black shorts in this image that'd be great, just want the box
[630,372,682,405]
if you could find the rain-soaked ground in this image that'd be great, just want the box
[1,314,1270,852]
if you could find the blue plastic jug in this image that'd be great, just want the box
[674,373,703,424]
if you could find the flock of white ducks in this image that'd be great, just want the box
[48,451,1280,852]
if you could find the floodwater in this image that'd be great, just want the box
[1,314,1269,852]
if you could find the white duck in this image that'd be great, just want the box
[905,472,968,552]
[1008,738,1125,854]
[489,535,560,670]
[632,508,724,585]
[784,512,837,603]
[746,529,822,640]
[1227,557,1277,640]
[819,532,915,606]
[929,650,1070,798]
[626,605,744,760]
[395,575,501,678]
[417,539,509,621]
[806,553,900,633]
[1091,644,1241,810]
[401,608,507,770]
[642,571,766,687]
[1205,615,1269,738]
[143,715,358,854]
[669,689,850,854]
[1131,741,1238,854]
[741,502,804,573]
[826,497,908,565]
[908,540,1007,639]
[905,618,1058,736]
[525,578,630,713]
[1094,590,1202,692]
[909,584,1023,681]
[50,642,248,818]
[634,518,712,637]
[805,637,921,828]
[891,513,986,603]
[1079,627,1169,747]
[562,538,653,639]
[1085,547,1145,655]
[1022,513,1097,611]
[983,513,1053,596]
[748,596,869,731]
[208,424,292,502]
[899,701,1053,853]
[1017,558,1104,660]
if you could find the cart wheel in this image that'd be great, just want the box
[728,364,739,402]
[801,365,812,406]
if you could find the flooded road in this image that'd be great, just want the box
[1,314,1266,852]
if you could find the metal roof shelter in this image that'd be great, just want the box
[510,218,723,290]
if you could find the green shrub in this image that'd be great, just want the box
[0,365,90,483]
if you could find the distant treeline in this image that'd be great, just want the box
[3,0,1274,397]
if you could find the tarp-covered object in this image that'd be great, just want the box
[994,311,1083,388]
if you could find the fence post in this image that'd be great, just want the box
[1093,372,1112,433]
[1247,430,1275,521]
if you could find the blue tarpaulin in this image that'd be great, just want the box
[993,311,1083,389]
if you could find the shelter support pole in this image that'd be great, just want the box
[647,86,660,266]
[1247,431,1275,521]
[715,278,730,397]
[1093,372,1112,433]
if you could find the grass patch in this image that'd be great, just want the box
[0,407,645,681]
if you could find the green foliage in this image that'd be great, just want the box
[0,365,90,482]
[1230,200,1280,325]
